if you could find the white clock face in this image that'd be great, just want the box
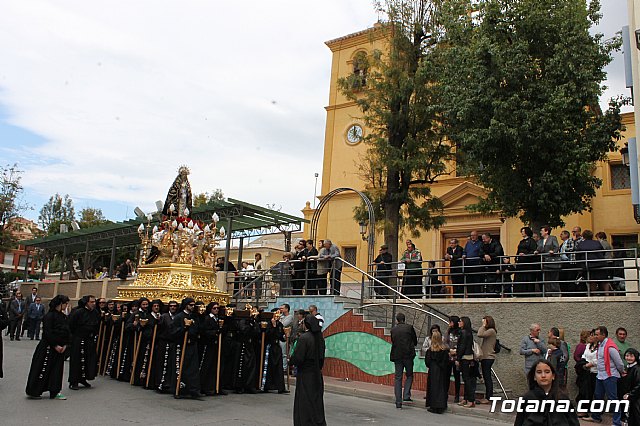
[346,124,363,144]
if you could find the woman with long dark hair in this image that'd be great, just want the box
[456,316,476,408]
[443,315,461,403]
[25,294,71,400]
[514,359,580,425]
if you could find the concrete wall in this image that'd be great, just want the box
[387,297,640,396]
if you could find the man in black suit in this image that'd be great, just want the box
[445,239,464,297]
[390,313,417,409]
[23,287,38,338]
[8,290,26,341]
[27,296,45,340]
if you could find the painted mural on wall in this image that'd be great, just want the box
[268,296,428,390]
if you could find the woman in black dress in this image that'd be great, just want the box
[25,294,71,400]
[425,330,450,413]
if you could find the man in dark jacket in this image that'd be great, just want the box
[27,296,45,340]
[390,313,417,408]
[479,233,505,295]
[8,290,26,340]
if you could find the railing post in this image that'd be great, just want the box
[360,273,365,306]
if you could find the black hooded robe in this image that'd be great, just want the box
[425,348,449,412]
[198,313,221,394]
[152,312,175,392]
[0,303,8,378]
[259,321,286,392]
[169,310,200,397]
[26,310,70,397]
[68,306,99,385]
[290,325,326,426]
[131,310,156,386]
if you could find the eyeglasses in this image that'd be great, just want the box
[188,303,195,306]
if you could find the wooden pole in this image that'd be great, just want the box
[146,324,158,389]
[284,326,291,391]
[116,313,127,379]
[175,320,190,397]
[102,322,115,375]
[215,319,224,394]
[97,320,105,373]
[130,331,143,385]
[258,322,266,390]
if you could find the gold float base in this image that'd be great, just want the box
[116,262,230,305]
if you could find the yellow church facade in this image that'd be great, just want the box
[302,26,638,272]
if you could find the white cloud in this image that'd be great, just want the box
[0,0,629,222]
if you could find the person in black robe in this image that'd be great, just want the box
[0,301,8,378]
[106,303,127,378]
[26,295,71,400]
[131,298,155,386]
[133,298,162,389]
[117,301,139,382]
[229,312,259,394]
[425,330,450,413]
[219,306,236,390]
[259,314,287,393]
[68,295,99,390]
[97,300,115,375]
[170,297,201,399]
[152,301,178,392]
[290,314,326,426]
[199,302,226,396]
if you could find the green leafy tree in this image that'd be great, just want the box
[0,164,30,250]
[438,0,625,229]
[38,193,75,235]
[77,207,110,229]
[338,0,452,261]
[193,188,225,208]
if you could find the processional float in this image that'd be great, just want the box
[116,166,230,305]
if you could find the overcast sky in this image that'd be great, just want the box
[0,1,630,225]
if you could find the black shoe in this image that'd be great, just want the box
[245,388,257,394]
[396,403,402,409]
[10,337,13,341]
[69,384,79,391]
[30,337,34,340]
[79,381,91,388]
[15,337,20,341]
[174,395,183,399]
[217,390,228,396]
[403,398,413,402]
[278,390,290,394]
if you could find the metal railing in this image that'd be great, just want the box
[226,247,639,301]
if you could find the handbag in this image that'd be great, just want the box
[473,340,483,360]
[494,338,501,354]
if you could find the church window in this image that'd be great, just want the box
[610,163,631,190]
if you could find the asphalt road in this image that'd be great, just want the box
[0,336,507,425]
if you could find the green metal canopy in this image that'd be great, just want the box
[21,197,307,255]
